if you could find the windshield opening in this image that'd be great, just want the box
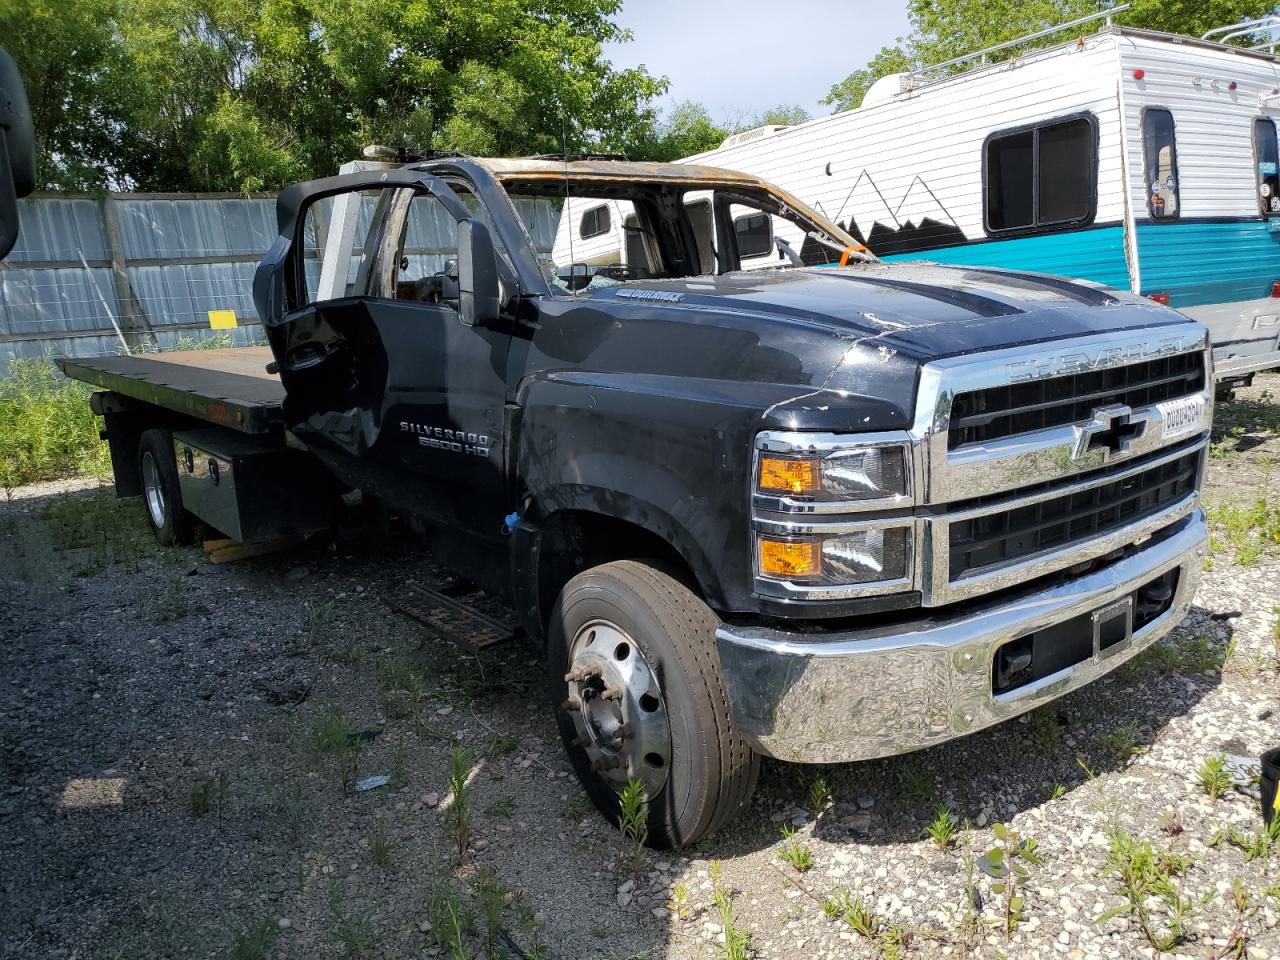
[500,178,868,294]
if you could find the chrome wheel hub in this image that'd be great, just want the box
[563,619,671,796]
[141,451,166,529]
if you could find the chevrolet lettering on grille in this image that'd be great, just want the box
[1005,334,1202,383]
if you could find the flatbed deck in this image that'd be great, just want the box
[56,347,284,434]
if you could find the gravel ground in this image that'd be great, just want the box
[2,376,1279,960]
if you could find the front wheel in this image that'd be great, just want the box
[548,560,759,848]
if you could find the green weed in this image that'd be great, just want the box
[1024,705,1063,753]
[1196,753,1232,801]
[926,805,960,850]
[307,706,362,792]
[709,861,749,960]
[483,797,515,818]
[777,824,814,872]
[228,919,278,960]
[1210,817,1280,862]
[1098,827,1200,952]
[190,768,229,827]
[368,829,393,868]
[445,746,473,864]
[807,773,833,814]
[897,761,935,806]
[667,880,689,924]
[1095,718,1143,760]
[618,777,648,879]
[982,822,1041,938]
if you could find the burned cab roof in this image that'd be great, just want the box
[468,156,766,188]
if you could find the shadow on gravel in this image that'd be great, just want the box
[697,604,1233,859]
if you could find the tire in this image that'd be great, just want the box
[548,560,760,848]
[137,429,196,546]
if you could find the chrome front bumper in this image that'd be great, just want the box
[715,509,1207,763]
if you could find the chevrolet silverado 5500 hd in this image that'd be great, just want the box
[58,155,1213,847]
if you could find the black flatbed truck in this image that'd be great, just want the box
[59,155,1213,847]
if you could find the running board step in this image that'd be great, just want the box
[387,580,521,651]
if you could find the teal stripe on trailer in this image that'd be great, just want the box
[1136,220,1280,309]
[882,225,1131,292]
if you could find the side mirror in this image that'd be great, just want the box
[0,47,36,261]
[457,219,501,327]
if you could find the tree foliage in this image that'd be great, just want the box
[824,0,1280,111]
[1,0,669,192]
[637,101,812,163]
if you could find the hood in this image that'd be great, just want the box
[588,262,1188,360]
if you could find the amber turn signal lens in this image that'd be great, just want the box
[758,457,820,494]
[758,539,821,578]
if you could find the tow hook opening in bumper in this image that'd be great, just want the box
[989,568,1180,697]
[714,510,1207,764]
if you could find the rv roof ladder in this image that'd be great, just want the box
[909,3,1130,85]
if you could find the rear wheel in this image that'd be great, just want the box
[548,560,759,848]
[137,429,195,546]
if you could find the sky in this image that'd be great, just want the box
[602,0,912,122]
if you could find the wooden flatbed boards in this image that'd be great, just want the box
[56,347,285,434]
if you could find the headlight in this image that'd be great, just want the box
[757,525,911,587]
[755,438,910,511]
[753,430,916,599]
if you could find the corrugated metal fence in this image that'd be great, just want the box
[0,192,561,374]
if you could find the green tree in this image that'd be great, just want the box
[635,101,729,161]
[824,0,1280,112]
[1,0,669,192]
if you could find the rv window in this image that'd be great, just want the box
[1253,118,1280,216]
[1141,110,1179,219]
[580,204,611,239]
[733,211,773,259]
[986,131,1034,230]
[985,115,1095,234]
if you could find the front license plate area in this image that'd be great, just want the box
[1157,394,1206,441]
[1093,597,1134,660]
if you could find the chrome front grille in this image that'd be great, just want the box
[947,350,1206,449]
[912,326,1212,606]
[945,445,1203,582]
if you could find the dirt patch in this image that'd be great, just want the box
[2,380,1279,959]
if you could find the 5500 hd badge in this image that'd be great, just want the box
[399,422,489,457]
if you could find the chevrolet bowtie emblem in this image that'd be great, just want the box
[1071,404,1145,461]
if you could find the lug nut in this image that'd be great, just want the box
[601,685,624,701]
[560,697,582,712]
[570,734,590,749]
[591,756,622,772]
[563,665,602,683]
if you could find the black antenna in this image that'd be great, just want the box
[559,109,577,298]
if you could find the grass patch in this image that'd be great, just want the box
[307,706,363,792]
[1097,827,1201,952]
[228,919,278,960]
[0,358,110,494]
[40,490,157,575]
[777,824,814,872]
[1196,753,1233,801]
[1207,498,1280,565]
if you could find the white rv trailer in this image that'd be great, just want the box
[550,11,1280,381]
